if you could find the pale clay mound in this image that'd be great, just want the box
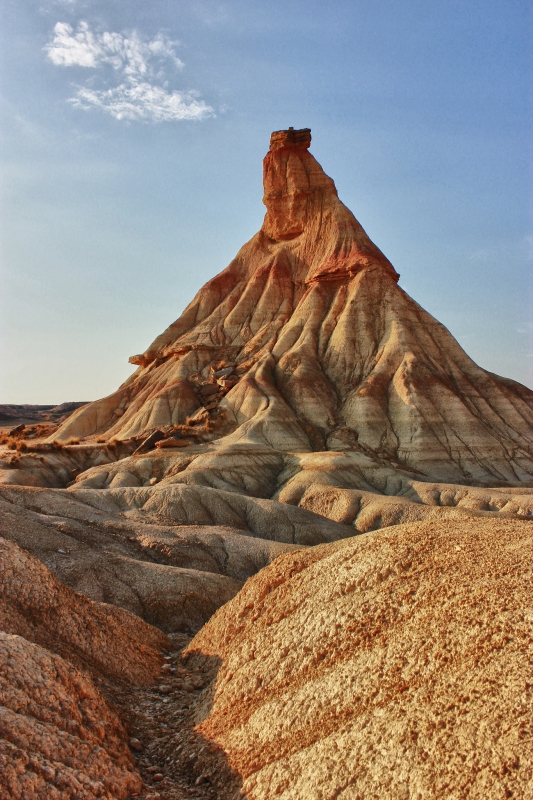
[0,537,172,799]
[186,518,533,800]
[3,444,533,543]
[0,483,350,630]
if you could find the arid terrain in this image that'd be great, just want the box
[1,128,532,799]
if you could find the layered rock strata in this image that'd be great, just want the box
[0,483,349,631]
[49,128,533,488]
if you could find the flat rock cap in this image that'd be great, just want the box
[270,127,311,150]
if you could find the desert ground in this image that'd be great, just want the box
[1,128,531,799]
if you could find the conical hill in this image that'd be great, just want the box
[54,128,533,486]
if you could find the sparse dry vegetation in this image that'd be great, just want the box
[2,438,67,454]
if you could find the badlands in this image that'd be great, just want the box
[1,128,532,799]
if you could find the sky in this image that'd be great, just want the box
[1,0,532,403]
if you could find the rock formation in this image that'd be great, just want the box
[1,126,532,619]
[186,517,533,799]
[51,127,533,488]
[0,483,348,631]
[2,128,533,799]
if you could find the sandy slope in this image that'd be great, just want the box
[187,517,533,799]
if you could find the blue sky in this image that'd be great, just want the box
[1,0,532,402]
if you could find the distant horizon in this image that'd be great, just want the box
[2,0,532,402]
[0,402,89,408]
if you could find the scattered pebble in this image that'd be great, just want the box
[129,737,143,751]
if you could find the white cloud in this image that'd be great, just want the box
[46,21,101,67]
[45,21,214,122]
[45,22,183,73]
[72,82,213,122]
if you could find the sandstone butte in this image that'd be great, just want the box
[48,127,533,486]
[0,129,532,799]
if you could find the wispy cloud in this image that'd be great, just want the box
[72,83,213,122]
[45,22,183,72]
[45,21,214,122]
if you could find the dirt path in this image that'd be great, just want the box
[101,633,242,800]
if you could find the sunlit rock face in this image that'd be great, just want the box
[262,129,315,240]
[262,127,397,275]
[51,129,533,487]
[186,517,533,800]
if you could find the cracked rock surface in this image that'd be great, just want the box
[187,517,533,800]
[0,632,143,800]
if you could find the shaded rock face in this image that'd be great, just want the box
[0,633,143,800]
[0,483,349,632]
[186,518,533,800]
[0,537,172,799]
[52,129,533,487]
